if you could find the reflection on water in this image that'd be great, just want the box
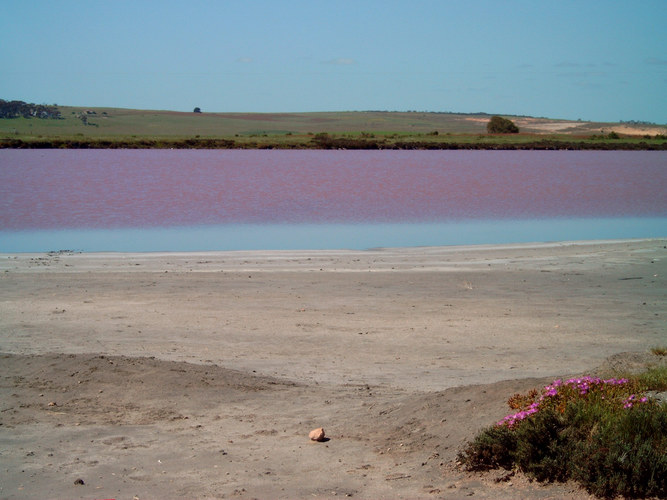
[2,218,666,253]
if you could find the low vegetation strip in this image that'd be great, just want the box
[2,136,667,150]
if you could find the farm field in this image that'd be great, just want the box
[1,106,666,149]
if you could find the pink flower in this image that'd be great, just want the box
[497,376,646,427]
[622,394,648,409]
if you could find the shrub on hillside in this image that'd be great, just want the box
[487,115,519,134]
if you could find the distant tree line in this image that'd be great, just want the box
[620,119,658,126]
[0,99,62,119]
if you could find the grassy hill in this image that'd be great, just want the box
[1,105,666,149]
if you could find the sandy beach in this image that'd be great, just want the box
[1,238,665,499]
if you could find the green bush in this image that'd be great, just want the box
[512,409,572,482]
[458,425,516,471]
[487,115,519,134]
[635,365,667,390]
[458,370,667,498]
[571,404,667,498]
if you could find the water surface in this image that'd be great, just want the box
[1,150,665,251]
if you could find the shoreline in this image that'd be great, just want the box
[3,137,667,150]
[2,215,666,253]
[3,235,661,253]
[1,236,664,271]
[1,238,665,498]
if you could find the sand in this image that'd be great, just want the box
[465,115,667,136]
[1,239,665,499]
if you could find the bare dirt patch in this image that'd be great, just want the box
[1,352,606,499]
[1,240,665,498]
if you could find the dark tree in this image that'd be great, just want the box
[193,107,202,113]
[487,116,519,134]
[0,99,62,119]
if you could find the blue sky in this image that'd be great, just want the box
[2,0,666,123]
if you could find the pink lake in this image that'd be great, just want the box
[1,149,666,231]
[0,149,666,251]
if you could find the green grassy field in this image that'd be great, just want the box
[1,106,666,149]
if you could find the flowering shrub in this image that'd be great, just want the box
[496,376,647,428]
[458,367,667,498]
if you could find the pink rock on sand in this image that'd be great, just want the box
[309,428,325,441]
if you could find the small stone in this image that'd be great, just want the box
[73,478,85,485]
[309,428,325,442]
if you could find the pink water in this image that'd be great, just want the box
[1,149,666,231]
